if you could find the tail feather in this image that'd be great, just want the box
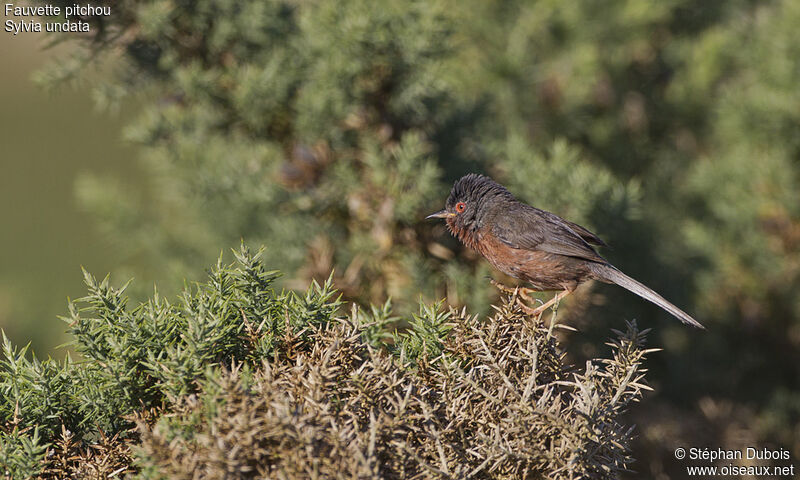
[590,263,705,329]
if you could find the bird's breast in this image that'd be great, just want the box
[465,231,589,291]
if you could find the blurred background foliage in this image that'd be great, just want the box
[0,33,140,357]
[3,0,799,476]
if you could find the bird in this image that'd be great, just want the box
[426,173,704,329]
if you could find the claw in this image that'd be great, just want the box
[490,279,517,295]
[489,281,574,318]
[527,290,572,316]
[518,288,542,306]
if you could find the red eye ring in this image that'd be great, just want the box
[455,202,466,213]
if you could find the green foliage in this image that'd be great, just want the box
[0,427,48,480]
[679,1,800,323]
[44,0,461,314]
[391,301,453,364]
[0,335,82,437]
[0,247,337,476]
[37,0,648,320]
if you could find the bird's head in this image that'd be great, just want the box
[426,174,514,233]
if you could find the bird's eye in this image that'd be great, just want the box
[455,202,466,213]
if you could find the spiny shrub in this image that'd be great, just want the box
[1,246,654,479]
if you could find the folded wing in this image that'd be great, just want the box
[490,204,607,264]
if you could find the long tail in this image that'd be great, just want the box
[590,263,705,329]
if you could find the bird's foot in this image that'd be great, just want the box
[525,290,572,317]
[490,280,539,300]
[516,300,541,316]
[517,289,548,316]
[517,288,539,306]
[489,279,518,296]
[527,304,550,316]
[490,280,548,316]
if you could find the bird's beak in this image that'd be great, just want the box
[426,209,453,219]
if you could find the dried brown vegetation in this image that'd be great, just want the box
[130,297,652,479]
[36,426,134,480]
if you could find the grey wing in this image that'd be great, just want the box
[563,219,607,247]
[491,206,607,263]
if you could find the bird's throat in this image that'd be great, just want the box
[447,220,482,253]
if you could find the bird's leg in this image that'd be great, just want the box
[517,288,540,307]
[515,300,539,316]
[490,279,519,296]
[529,289,572,316]
[490,280,541,314]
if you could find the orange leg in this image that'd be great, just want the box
[517,288,539,306]
[489,279,519,296]
[488,280,572,317]
[529,289,572,316]
[490,280,543,298]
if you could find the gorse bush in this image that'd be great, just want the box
[41,0,646,320]
[1,246,338,478]
[1,246,654,478]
